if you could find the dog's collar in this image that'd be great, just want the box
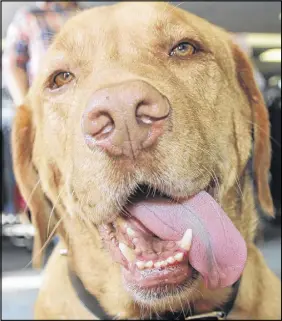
[153,279,240,320]
[68,266,240,320]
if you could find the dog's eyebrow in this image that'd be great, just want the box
[42,52,70,75]
[46,52,65,66]
[152,18,203,46]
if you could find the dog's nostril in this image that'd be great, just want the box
[85,112,114,139]
[136,100,170,125]
[137,115,154,125]
[99,120,114,136]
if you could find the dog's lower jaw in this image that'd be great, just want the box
[121,276,235,320]
[122,271,199,305]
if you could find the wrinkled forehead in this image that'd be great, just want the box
[38,1,232,81]
[51,2,205,52]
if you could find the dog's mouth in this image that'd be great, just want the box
[99,184,247,298]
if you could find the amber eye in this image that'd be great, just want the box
[51,71,74,89]
[169,42,196,57]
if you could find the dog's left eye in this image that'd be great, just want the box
[169,42,196,57]
[50,71,75,89]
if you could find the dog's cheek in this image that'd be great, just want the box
[154,64,225,188]
[33,97,78,215]
[214,82,253,190]
[38,100,68,160]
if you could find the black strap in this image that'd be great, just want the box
[154,279,240,320]
[69,267,241,320]
[68,268,113,320]
[220,278,240,315]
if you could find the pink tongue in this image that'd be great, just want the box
[127,191,247,289]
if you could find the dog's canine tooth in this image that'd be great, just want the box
[174,252,184,262]
[136,261,145,270]
[166,256,175,264]
[118,243,136,262]
[178,228,192,251]
[145,261,154,268]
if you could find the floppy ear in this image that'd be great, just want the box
[232,44,274,217]
[12,103,58,268]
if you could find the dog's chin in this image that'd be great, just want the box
[122,266,200,306]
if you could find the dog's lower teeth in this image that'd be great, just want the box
[136,261,145,270]
[167,256,175,264]
[137,254,185,270]
[145,261,154,268]
[161,261,168,267]
[174,252,184,262]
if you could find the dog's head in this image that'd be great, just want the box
[12,2,274,316]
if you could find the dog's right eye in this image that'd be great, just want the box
[49,71,75,90]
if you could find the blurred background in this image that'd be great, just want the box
[1,1,281,320]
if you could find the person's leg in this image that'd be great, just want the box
[2,104,17,214]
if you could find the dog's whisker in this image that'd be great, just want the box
[183,142,245,202]
[168,294,174,314]
[21,178,41,217]
[173,2,185,9]
[242,115,281,148]
[46,184,67,237]
[22,216,64,271]
[177,288,186,317]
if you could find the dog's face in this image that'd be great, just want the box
[12,2,273,314]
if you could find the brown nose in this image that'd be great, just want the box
[82,80,170,159]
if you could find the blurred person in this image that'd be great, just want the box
[2,2,80,230]
[3,1,80,104]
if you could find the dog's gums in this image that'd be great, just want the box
[99,218,193,290]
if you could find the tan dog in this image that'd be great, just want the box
[12,2,281,320]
